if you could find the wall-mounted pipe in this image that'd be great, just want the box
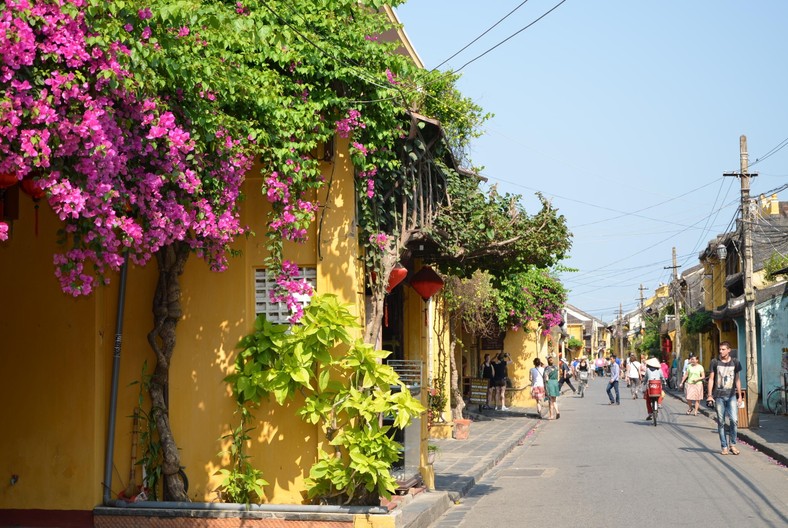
[102,255,129,505]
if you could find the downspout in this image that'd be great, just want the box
[103,254,129,505]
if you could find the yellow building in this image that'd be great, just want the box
[0,9,452,527]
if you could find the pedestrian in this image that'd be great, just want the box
[607,355,620,405]
[544,356,561,419]
[660,358,670,384]
[594,354,606,377]
[480,353,495,410]
[492,352,511,411]
[644,357,665,421]
[680,354,705,415]
[530,358,546,418]
[626,354,642,399]
[576,356,590,397]
[558,354,577,395]
[706,342,743,455]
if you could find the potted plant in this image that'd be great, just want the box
[427,443,440,465]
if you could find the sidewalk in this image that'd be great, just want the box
[397,393,787,528]
[397,405,540,528]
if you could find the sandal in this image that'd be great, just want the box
[729,446,740,455]
[720,448,729,455]
[686,409,692,415]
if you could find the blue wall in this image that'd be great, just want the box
[757,294,788,400]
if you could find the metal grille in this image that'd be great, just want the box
[388,359,422,388]
[254,267,316,323]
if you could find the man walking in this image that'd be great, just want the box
[627,354,642,399]
[558,354,577,395]
[607,355,620,405]
[706,341,743,455]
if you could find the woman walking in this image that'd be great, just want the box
[576,357,590,397]
[530,358,546,418]
[680,355,705,415]
[544,356,561,419]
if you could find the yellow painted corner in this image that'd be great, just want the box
[353,513,398,528]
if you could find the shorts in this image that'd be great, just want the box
[492,378,507,388]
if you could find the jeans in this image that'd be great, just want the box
[607,380,620,403]
[714,394,739,448]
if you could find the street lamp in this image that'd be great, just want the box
[716,244,727,260]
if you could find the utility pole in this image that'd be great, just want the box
[724,135,759,428]
[665,247,682,368]
[618,303,624,357]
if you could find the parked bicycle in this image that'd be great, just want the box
[765,373,787,415]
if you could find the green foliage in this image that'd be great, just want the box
[493,269,567,332]
[764,251,788,281]
[130,362,163,500]
[635,311,662,355]
[430,171,572,278]
[225,294,424,505]
[443,271,499,337]
[682,310,713,335]
[566,337,584,350]
[214,408,268,505]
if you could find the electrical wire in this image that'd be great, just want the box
[433,0,532,70]
[453,0,569,74]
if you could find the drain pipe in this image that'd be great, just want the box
[104,500,388,515]
[102,255,129,505]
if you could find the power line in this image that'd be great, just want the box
[453,0,569,74]
[750,135,788,167]
[433,0,532,70]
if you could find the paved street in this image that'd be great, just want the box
[402,378,788,528]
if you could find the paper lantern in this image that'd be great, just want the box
[0,172,18,220]
[410,266,444,300]
[386,263,408,293]
[20,178,46,236]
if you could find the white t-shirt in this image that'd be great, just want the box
[530,366,545,388]
[628,361,641,378]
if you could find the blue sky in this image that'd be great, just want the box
[395,0,788,323]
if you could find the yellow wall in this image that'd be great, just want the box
[0,138,368,510]
[0,201,108,510]
[504,324,548,408]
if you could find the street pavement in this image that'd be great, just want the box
[399,382,788,528]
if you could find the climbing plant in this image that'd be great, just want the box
[224,294,424,505]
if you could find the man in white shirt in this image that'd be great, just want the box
[627,354,642,399]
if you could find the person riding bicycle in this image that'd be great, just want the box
[644,357,665,421]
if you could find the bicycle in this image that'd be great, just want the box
[647,379,662,427]
[764,373,787,415]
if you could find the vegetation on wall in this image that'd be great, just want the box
[223,295,424,505]
[764,251,788,281]
[682,310,713,335]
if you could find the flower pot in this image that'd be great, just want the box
[453,418,471,440]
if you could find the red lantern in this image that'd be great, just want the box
[386,263,408,293]
[0,172,18,220]
[0,172,18,189]
[410,266,444,301]
[20,178,46,236]
[20,178,45,200]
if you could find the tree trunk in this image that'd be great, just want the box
[147,242,190,502]
[449,341,465,421]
